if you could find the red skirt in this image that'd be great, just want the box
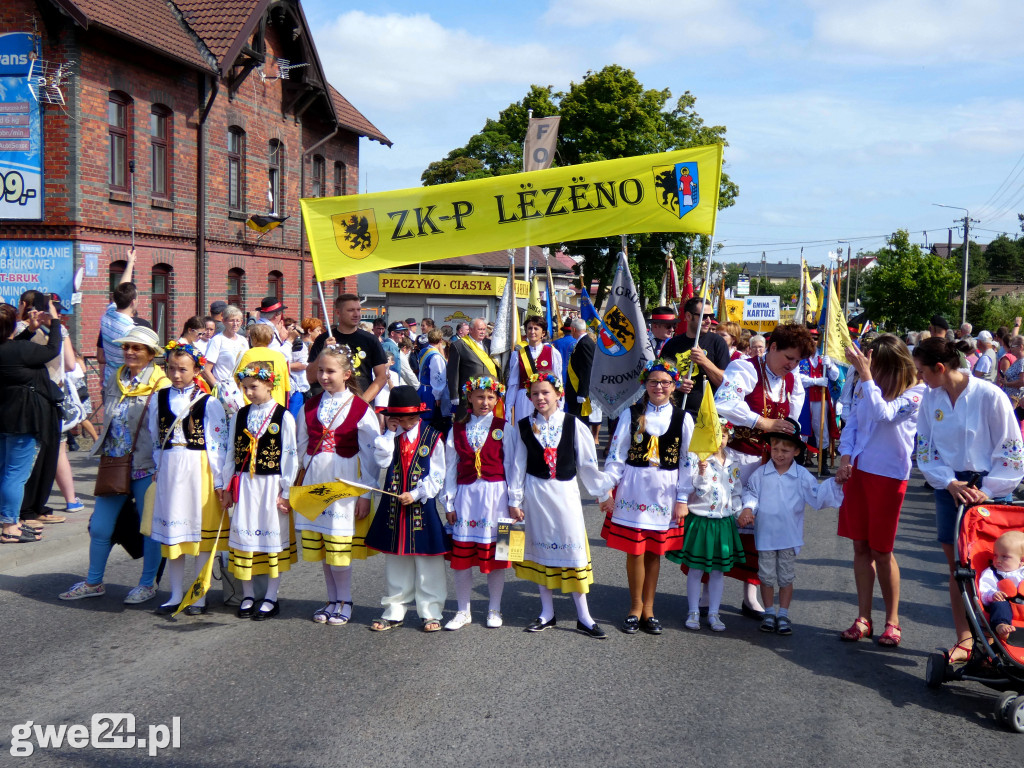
[600,511,685,556]
[722,532,760,585]
[445,539,510,573]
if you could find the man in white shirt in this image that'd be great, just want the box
[254,297,289,355]
[973,330,998,382]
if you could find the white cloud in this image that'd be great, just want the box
[808,0,1024,63]
[316,11,573,115]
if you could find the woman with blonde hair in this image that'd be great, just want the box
[716,321,744,362]
[836,335,925,647]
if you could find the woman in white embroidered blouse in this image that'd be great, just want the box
[914,337,1024,664]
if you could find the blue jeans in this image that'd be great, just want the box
[0,433,39,525]
[87,475,162,586]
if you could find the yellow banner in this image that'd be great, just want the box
[301,146,724,280]
[690,384,723,460]
[823,279,854,361]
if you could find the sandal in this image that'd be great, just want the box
[877,622,902,647]
[370,618,403,632]
[327,601,354,626]
[311,603,333,624]
[947,639,973,665]
[422,619,442,633]
[839,617,873,642]
[1,527,39,543]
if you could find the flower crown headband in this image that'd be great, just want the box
[528,372,563,396]
[165,340,207,369]
[236,364,276,385]
[462,376,506,397]
[640,358,681,384]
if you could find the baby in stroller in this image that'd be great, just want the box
[980,531,1024,641]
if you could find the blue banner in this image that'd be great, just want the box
[0,240,73,308]
[0,32,42,221]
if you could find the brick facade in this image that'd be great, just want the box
[0,0,383,399]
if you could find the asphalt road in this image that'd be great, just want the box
[3,453,1023,766]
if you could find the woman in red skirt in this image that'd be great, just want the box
[601,359,693,635]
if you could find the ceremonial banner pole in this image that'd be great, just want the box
[687,233,717,381]
[316,280,330,325]
[817,265,831,477]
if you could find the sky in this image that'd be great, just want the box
[303,0,1024,268]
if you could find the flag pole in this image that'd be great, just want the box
[817,264,831,477]
[688,233,717,380]
[316,280,330,325]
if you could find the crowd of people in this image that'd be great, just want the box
[3,264,1024,659]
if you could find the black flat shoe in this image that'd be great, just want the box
[740,602,764,621]
[184,605,207,616]
[576,620,607,640]
[640,616,663,635]
[154,602,177,616]
[621,615,640,634]
[252,599,280,621]
[236,597,256,619]
[524,616,556,633]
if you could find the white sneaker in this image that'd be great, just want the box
[59,581,105,600]
[123,584,157,605]
[486,610,503,628]
[708,613,726,632]
[444,610,472,631]
[685,611,701,630]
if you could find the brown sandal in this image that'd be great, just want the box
[947,639,972,664]
[839,617,872,642]
[877,622,902,647]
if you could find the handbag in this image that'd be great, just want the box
[94,389,155,497]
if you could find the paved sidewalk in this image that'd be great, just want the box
[3,442,99,570]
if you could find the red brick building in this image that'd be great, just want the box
[0,0,389,357]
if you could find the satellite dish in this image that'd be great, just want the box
[73,267,84,291]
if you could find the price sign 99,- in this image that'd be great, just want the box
[1,168,38,207]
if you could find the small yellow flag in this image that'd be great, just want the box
[527,274,544,320]
[173,511,226,617]
[823,278,854,361]
[802,260,819,314]
[689,384,724,460]
[289,480,372,522]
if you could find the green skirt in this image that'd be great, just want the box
[666,514,745,573]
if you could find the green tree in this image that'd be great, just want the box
[860,229,959,331]
[948,241,988,288]
[421,65,737,307]
[985,234,1024,283]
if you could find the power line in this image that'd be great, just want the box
[975,150,1024,220]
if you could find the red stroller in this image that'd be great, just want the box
[926,500,1024,731]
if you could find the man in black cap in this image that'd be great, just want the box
[210,300,228,333]
[660,297,730,420]
[929,315,950,340]
[255,297,289,354]
[648,305,678,357]
[383,321,405,375]
[446,317,497,420]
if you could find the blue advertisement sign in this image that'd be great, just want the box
[0,240,73,308]
[0,32,42,220]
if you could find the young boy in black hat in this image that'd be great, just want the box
[365,385,451,632]
[737,417,844,635]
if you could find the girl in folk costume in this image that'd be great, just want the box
[442,376,514,630]
[798,339,841,468]
[295,346,381,626]
[506,315,563,423]
[667,423,745,632]
[508,374,614,639]
[602,359,694,635]
[220,363,299,620]
[147,342,230,616]
[366,385,451,632]
[714,323,814,618]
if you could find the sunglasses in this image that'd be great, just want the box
[121,343,149,352]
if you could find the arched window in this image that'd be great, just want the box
[228,268,245,310]
[268,140,284,215]
[268,270,283,300]
[312,155,326,197]
[228,126,245,211]
[108,91,132,190]
[152,264,172,345]
[108,259,127,294]
[150,105,172,198]
[333,161,347,196]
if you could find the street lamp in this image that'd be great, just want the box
[932,203,970,325]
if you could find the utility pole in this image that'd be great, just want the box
[932,203,975,326]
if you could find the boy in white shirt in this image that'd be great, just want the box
[979,530,1024,641]
[738,417,844,635]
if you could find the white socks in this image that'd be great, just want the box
[453,569,507,615]
[165,557,186,605]
[537,585,555,622]
[486,570,505,613]
[453,569,474,614]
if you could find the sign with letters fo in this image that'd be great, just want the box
[301,145,724,280]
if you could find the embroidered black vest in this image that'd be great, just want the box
[518,414,577,481]
[625,403,684,470]
[157,389,208,450]
[233,404,286,475]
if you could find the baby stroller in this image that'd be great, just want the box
[925,497,1024,732]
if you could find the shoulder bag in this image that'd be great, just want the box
[94,389,156,497]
